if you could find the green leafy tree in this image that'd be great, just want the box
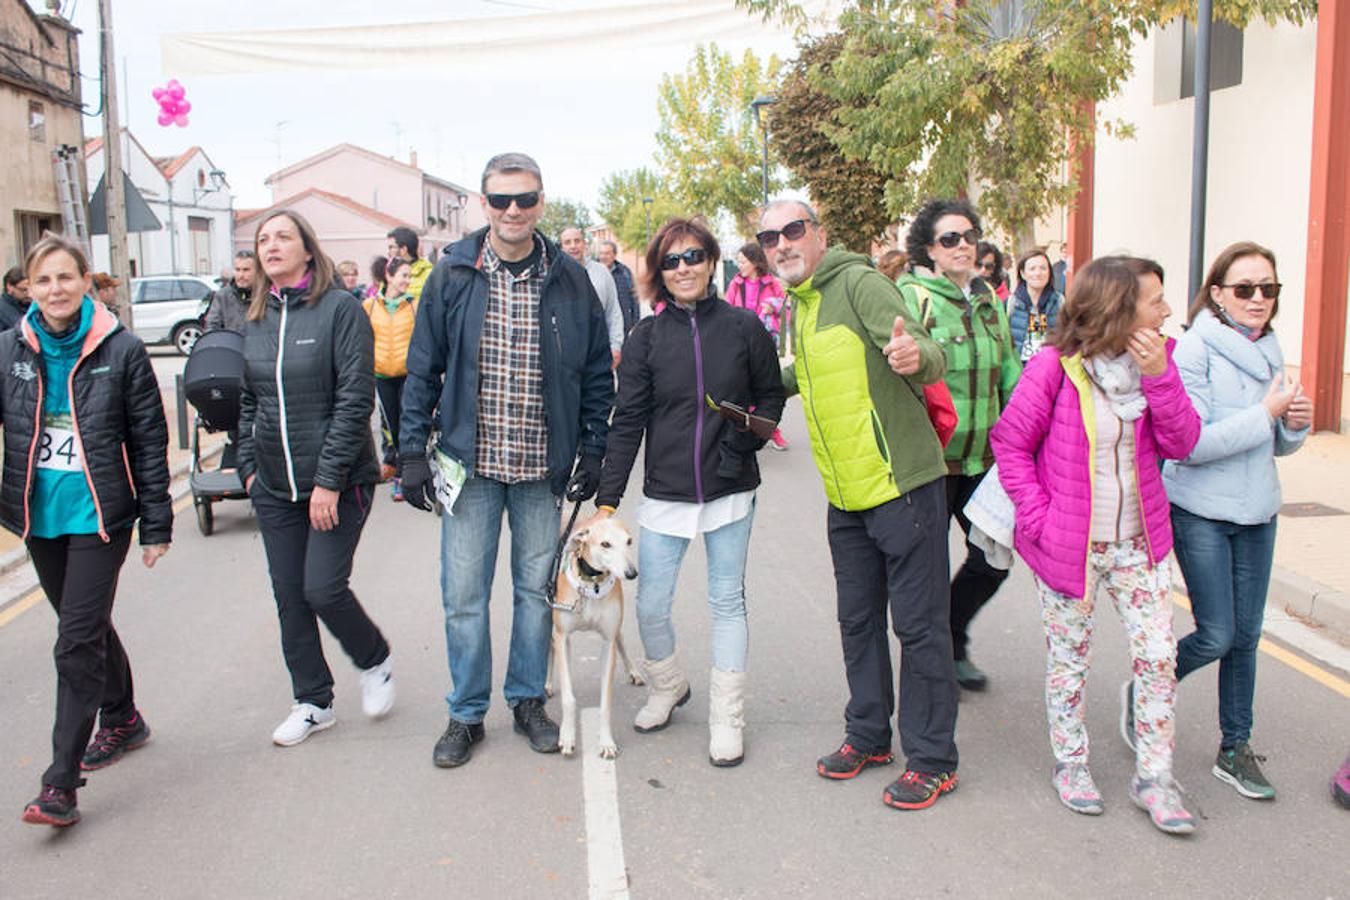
[768,33,892,252]
[536,196,593,243]
[596,168,686,253]
[740,0,1315,252]
[655,43,790,238]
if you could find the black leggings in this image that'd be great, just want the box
[28,529,135,789]
[250,483,389,707]
[375,376,405,467]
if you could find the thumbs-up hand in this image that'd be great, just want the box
[883,315,921,375]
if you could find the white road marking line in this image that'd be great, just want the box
[582,706,630,900]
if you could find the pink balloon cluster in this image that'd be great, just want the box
[152,80,191,128]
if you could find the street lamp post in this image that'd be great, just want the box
[642,196,653,248]
[750,94,777,208]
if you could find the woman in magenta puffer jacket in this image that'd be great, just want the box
[990,256,1200,835]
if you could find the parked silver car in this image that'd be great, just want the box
[129,274,216,355]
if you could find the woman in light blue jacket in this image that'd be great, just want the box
[1163,241,1312,801]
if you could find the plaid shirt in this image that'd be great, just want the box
[475,237,550,483]
[902,276,1022,476]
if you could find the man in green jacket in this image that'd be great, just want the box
[760,199,960,812]
[897,198,1022,692]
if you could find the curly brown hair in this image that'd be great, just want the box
[1052,256,1164,359]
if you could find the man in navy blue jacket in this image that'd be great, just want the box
[400,152,614,769]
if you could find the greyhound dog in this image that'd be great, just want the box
[547,517,643,759]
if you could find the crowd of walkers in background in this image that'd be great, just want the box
[5,148,1348,832]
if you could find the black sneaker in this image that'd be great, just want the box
[432,719,485,768]
[512,698,560,753]
[882,769,958,810]
[817,741,895,780]
[81,713,151,771]
[953,658,988,691]
[21,784,80,827]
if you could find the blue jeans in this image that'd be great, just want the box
[636,504,756,672]
[439,476,559,723]
[1171,505,1277,747]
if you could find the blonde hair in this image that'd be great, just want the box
[25,234,90,279]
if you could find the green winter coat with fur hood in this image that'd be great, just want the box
[782,248,947,511]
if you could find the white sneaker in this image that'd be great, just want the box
[360,656,395,719]
[272,703,336,747]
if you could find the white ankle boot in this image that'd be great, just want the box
[634,653,691,733]
[708,669,746,766]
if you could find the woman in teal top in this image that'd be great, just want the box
[1,236,172,828]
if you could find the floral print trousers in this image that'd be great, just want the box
[1035,537,1177,780]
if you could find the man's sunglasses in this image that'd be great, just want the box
[935,228,983,249]
[755,219,811,250]
[1221,282,1282,300]
[660,248,709,270]
[485,191,541,210]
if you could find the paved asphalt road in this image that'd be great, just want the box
[2,398,1347,899]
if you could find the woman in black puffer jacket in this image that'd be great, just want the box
[4,236,170,828]
[237,209,393,748]
[586,217,785,767]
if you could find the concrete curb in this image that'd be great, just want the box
[1170,557,1350,645]
[0,438,224,617]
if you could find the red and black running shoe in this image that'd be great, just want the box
[817,741,895,780]
[882,769,958,810]
[81,713,151,771]
[21,785,79,827]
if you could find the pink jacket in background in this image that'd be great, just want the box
[989,343,1200,597]
[726,274,786,336]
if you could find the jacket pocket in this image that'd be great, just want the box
[869,408,891,467]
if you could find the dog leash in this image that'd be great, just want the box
[544,499,584,612]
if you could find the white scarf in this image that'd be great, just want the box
[1084,352,1146,421]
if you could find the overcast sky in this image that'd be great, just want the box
[48,0,809,212]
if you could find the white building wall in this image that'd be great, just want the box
[1092,19,1342,370]
[87,140,234,278]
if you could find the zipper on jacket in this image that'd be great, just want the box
[690,309,706,503]
[275,299,300,501]
[21,359,44,540]
[1111,416,1126,541]
[795,307,844,507]
[66,355,110,542]
[551,313,563,360]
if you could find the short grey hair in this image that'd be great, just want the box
[600,240,618,253]
[761,198,820,227]
[481,152,544,193]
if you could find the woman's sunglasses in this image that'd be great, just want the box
[485,191,541,210]
[755,219,810,250]
[935,228,983,249]
[1221,282,1282,300]
[660,248,709,270]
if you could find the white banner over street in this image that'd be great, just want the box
[161,0,838,76]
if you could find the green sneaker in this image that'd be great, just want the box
[1213,743,1276,800]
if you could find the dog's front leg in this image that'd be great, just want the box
[615,631,645,686]
[596,635,619,759]
[545,626,556,698]
[554,629,578,757]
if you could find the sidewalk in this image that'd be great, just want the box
[1269,430,1350,639]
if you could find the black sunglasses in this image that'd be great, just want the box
[1221,282,1282,300]
[660,248,709,271]
[935,228,982,249]
[755,219,811,250]
[485,191,541,210]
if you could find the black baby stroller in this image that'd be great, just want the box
[183,329,249,535]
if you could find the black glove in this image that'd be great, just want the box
[565,453,603,503]
[399,456,435,512]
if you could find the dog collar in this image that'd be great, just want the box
[564,553,616,603]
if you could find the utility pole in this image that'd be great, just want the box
[99,0,131,325]
[1187,0,1214,303]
